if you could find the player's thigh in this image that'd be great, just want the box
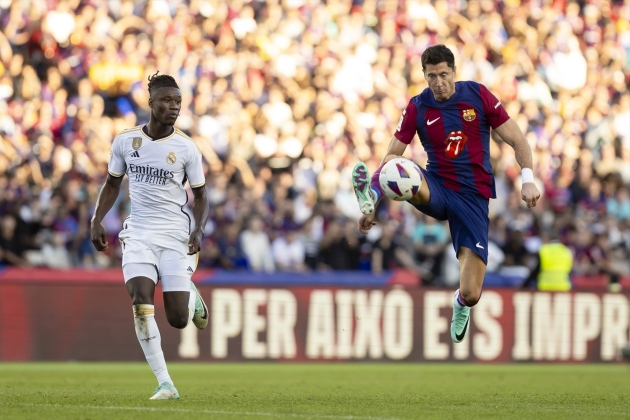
[125,275,157,305]
[163,285,190,329]
[121,238,159,276]
[408,168,431,205]
[409,170,447,220]
[121,239,160,304]
[159,246,197,283]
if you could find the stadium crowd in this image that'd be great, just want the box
[0,0,629,287]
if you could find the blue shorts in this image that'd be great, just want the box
[411,169,489,265]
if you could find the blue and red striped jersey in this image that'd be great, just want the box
[394,81,509,199]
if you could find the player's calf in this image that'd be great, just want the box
[132,304,174,387]
[164,292,191,329]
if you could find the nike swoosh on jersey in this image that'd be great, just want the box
[455,318,469,342]
[427,117,441,125]
[476,242,484,249]
[494,102,501,109]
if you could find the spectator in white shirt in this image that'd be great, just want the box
[272,229,306,272]
[240,217,275,273]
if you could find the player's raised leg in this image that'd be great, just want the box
[161,251,208,330]
[162,278,208,331]
[352,162,378,215]
[354,158,431,215]
[125,269,179,400]
[451,247,486,343]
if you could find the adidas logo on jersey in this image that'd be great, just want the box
[131,151,140,158]
[187,266,194,273]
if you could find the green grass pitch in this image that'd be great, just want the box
[0,363,628,419]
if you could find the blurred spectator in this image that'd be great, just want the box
[318,219,360,270]
[501,227,530,267]
[240,216,274,272]
[271,228,306,272]
[523,231,573,291]
[300,215,324,270]
[0,214,28,266]
[371,220,418,276]
[40,232,72,269]
[412,214,448,284]
[0,0,627,283]
[216,223,248,270]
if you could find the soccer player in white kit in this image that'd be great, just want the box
[90,73,210,400]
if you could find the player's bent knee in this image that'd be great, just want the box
[460,288,481,306]
[130,292,153,306]
[408,172,431,205]
[166,311,189,329]
[124,265,158,304]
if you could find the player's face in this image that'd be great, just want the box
[149,87,182,126]
[424,62,456,102]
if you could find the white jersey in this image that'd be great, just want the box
[108,125,205,240]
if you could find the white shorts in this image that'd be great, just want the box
[120,230,198,292]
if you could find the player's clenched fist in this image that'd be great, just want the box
[188,230,203,255]
[521,182,541,208]
[90,221,108,251]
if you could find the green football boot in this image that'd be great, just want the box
[451,291,471,343]
[149,382,180,400]
[352,162,376,215]
[190,281,208,329]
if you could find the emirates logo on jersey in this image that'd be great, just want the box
[444,130,468,159]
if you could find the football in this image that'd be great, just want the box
[379,157,422,201]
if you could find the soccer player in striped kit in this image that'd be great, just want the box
[353,45,540,343]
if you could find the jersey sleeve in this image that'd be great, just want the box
[108,136,126,177]
[185,143,205,188]
[393,100,418,145]
[479,84,510,129]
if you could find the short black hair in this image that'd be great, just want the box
[147,71,179,97]
[421,44,455,71]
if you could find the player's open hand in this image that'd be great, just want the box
[188,230,203,255]
[521,182,541,208]
[90,221,108,251]
[358,214,377,234]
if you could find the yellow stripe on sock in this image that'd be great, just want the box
[133,304,155,317]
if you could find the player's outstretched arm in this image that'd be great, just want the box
[90,174,123,251]
[188,186,209,255]
[380,135,408,165]
[493,119,541,208]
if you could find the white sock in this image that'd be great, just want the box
[187,289,195,326]
[133,304,173,386]
[454,289,466,308]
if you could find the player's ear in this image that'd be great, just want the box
[148,94,153,109]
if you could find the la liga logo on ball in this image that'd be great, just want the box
[379,157,422,201]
